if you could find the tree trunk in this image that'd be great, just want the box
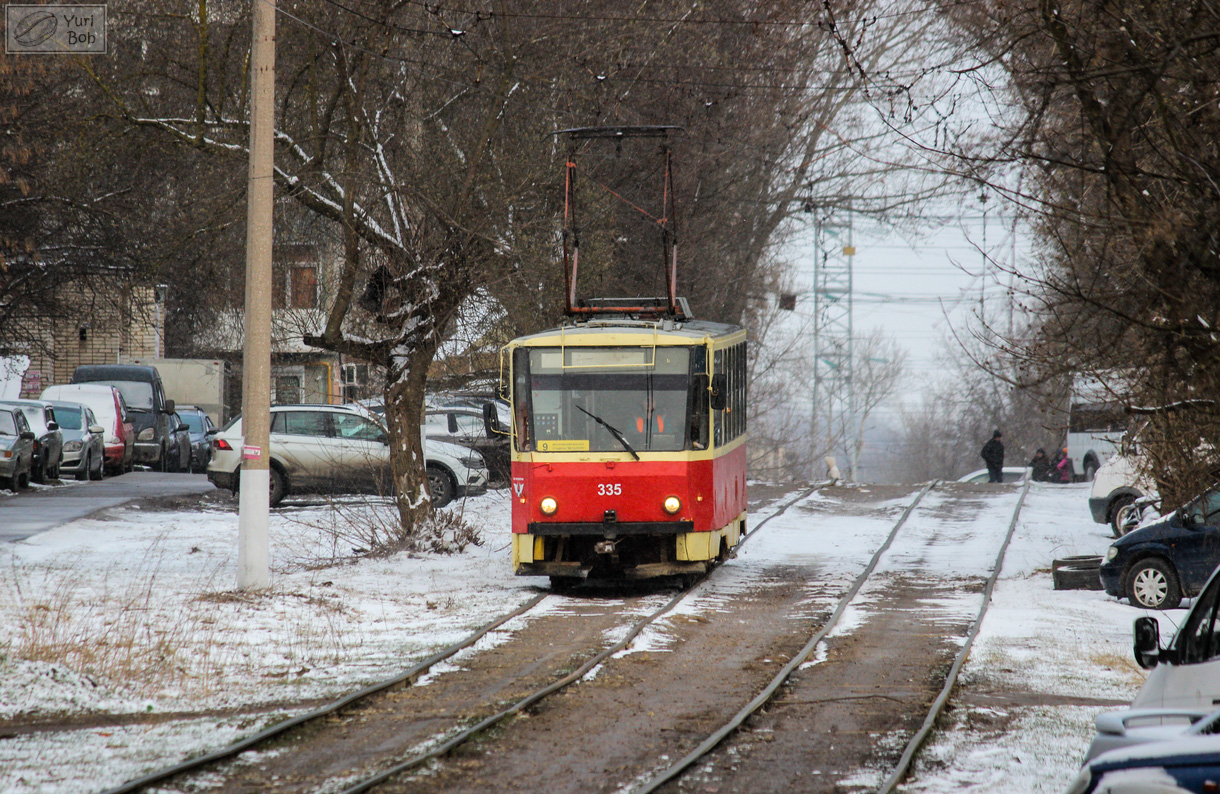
[383,338,437,535]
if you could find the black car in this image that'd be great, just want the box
[176,404,215,472]
[1100,486,1220,609]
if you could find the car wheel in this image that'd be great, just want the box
[76,453,90,481]
[269,467,286,507]
[426,464,455,509]
[1109,494,1137,538]
[1084,458,1098,482]
[7,472,18,492]
[1126,558,1182,610]
[18,466,30,489]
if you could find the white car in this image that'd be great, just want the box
[957,466,1029,484]
[206,404,488,508]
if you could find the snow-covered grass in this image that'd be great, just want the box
[0,481,1169,793]
[898,483,1180,793]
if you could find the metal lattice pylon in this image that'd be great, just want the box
[811,218,857,480]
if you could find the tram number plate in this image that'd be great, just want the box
[597,483,622,496]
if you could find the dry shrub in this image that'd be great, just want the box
[283,494,484,564]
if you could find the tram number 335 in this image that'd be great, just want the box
[597,483,623,496]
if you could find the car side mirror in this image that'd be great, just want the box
[205,428,220,436]
[47,421,58,431]
[177,423,189,432]
[710,373,728,411]
[377,434,389,445]
[88,424,105,434]
[483,402,505,436]
[1134,616,1165,669]
[19,431,35,441]
[164,399,176,415]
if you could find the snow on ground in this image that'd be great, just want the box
[898,482,1181,793]
[0,481,1169,793]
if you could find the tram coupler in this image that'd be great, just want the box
[594,538,620,555]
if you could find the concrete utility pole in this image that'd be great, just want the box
[238,0,275,590]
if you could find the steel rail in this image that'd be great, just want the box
[99,485,821,794]
[628,480,939,794]
[875,478,1032,794]
[330,483,825,794]
[97,592,550,794]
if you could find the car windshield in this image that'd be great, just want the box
[54,409,83,430]
[0,412,15,435]
[96,380,154,411]
[522,346,691,453]
[12,405,45,432]
[180,412,206,432]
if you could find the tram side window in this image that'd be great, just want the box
[713,349,725,447]
[712,342,747,446]
[690,349,709,449]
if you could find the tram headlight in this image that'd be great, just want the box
[663,495,682,515]
[540,496,558,515]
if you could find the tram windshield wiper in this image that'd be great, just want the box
[574,405,640,460]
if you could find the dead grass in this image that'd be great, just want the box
[1088,650,1148,687]
[3,546,356,699]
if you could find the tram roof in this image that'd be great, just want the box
[510,318,745,346]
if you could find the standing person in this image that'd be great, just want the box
[981,430,1005,483]
[1055,447,1075,483]
[1029,448,1052,482]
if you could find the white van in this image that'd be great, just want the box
[1086,565,1220,759]
[39,383,134,475]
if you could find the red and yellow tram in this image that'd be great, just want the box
[502,315,747,584]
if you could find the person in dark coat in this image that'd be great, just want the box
[1029,448,1052,482]
[981,430,1005,483]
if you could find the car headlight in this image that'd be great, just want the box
[663,496,682,515]
[64,441,83,453]
[137,428,154,442]
[460,455,484,469]
[540,497,558,515]
[1106,546,1119,562]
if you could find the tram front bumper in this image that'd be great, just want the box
[515,560,709,579]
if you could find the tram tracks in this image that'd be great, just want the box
[94,481,1028,794]
[356,480,1031,794]
[96,484,822,794]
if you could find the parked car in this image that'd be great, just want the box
[1079,569,1220,782]
[206,404,489,508]
[176,404,215,472]
[40,383,133,475]
[956,466,1028,484]
[1068,734,1220,794]
[1100,484,1220,609]
[0,406,35,491]
[70,364,176,470]
[45,401,105,481]
[1090,451,1157,537]
[164,411,191,472]
[422,403,509,486]
[0,399,63,483]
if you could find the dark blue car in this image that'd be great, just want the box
[1067,735,1220,793]
[1100,487,1220,610]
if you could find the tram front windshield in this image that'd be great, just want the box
[524,347,692,453]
